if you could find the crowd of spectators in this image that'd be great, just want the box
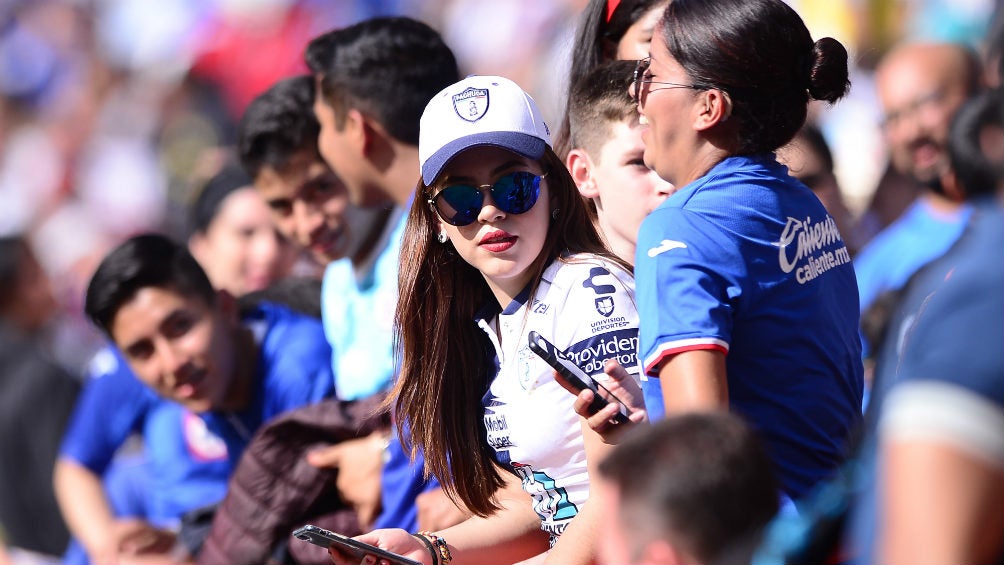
[1,0,1001,564]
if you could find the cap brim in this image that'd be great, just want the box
[421,132,547,185]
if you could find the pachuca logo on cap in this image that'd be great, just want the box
[452,87,489,122]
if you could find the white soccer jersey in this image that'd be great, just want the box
[476,254,640,544]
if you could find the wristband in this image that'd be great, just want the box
[418,531,452,565]
[412,533,439,565]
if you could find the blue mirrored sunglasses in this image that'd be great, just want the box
[428,171,547,227]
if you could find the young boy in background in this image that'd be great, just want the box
[565,59,675,266]
[55,234,335,564]
[565,60,675,419]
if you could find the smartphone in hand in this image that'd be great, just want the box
[527,331,632,424]
[292,525,421,565]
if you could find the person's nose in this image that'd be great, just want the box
[256,230,281,267]
[292,199,325,246]
[656,179,676,198]
[477,190,506,224]
[155,340,187,386]
[894,114,925,143]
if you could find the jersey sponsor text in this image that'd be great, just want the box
[775,215,851,284]
[566,329,639,375]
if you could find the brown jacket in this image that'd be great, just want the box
[197,396,389,565]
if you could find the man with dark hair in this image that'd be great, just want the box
[304,16,459,208]
[298,17,465,533]
[0,235,80,559]
[596,413,780,565]
[238,74,386,268]
[54,233,335,564]
[854,42,984,366]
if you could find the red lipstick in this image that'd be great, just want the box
[479,230,517,253]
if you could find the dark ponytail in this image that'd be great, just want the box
[808,37,851,103]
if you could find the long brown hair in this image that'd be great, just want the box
[391,147,626,516]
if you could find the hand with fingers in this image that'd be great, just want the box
[306,430,390,529]
[416,487,470,532]
[554,358,648,443]
[326,529,430,565]
[112,519,178,558]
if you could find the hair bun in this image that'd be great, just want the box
[807,37,850,103]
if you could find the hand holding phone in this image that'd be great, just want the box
[527,331,632,424]
[292,525,421,565]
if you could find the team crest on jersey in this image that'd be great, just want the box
[453,87,489,122]
[517,344,536,390]
[594,296,614,317]
[582,267,616,295]
[183,412,228,461]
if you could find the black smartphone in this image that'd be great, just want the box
[291,525,421,565]
[527,331,632,424]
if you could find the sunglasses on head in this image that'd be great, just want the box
[428,170,547,227]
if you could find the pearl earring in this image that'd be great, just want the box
[437,232,448,244]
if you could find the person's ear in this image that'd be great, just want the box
[188,234,208,266]
[344,108,369,153]
[426,202,448,240]
[694,88,733,132]
[355,110,397,160]
[566,148,600,199]
[939,169,967,202]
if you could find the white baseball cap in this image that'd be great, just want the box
[419,75,552,185]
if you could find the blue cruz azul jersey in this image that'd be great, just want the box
[636,154,864,501]
[61,301,336,525]
[776,214,852,286]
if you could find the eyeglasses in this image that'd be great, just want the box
[428,171,547,227]
[879,90,946,132]
[631,57,703,102]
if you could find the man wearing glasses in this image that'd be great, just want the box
[853,42,982,383]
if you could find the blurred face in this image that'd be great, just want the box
[596,477,636,565]
[778,140,845,219]
[189,188,295,297]
[635,31,701,186]
[110,287,236,414]
[254,147,351,265]
[877,48,972,185]
[431,146,551,304]
[592,120,676,263]
[313,85,382,207]
[615,2,668,61]
[3,245,58,333]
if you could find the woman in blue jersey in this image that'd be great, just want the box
[328,76,641,565]
[629,0,863,504]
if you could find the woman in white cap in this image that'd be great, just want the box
[328,76,643,565]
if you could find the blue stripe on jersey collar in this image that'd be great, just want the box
[472,282,533,324]
[501,285,532,315]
